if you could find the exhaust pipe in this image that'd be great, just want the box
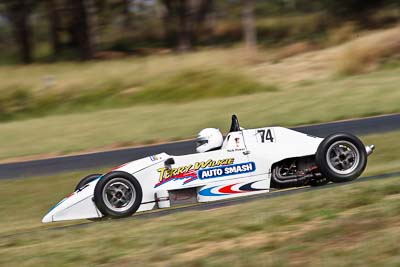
[366,145,375,156]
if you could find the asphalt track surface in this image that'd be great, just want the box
[1,113,400,179]
[1,170,399,240]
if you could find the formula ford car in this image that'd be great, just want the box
[42,115,375,223]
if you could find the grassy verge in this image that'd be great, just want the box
[0,131,399,266]
[0,64,399,161]
[0,68,277,121]
[3,176,400,267]
[0,48,278,121]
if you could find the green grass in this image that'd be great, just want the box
[135,69,278,103]
[0,131,399,267]
[0,68,277,121]
[0,48,278,121]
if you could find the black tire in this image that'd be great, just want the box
[309,177,329,187]
[316,133,367,183]
[93,171,142,219]
[75,173,102,191]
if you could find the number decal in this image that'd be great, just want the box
[257,130,266,142]
[265,129,274,142]
[257,129,274,143]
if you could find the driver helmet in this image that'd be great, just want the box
[196,128,223,153]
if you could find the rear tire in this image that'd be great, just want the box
[75,174,102,191]
[316,133,367,183]
[93,171,142,218]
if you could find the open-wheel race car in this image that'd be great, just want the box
[42,115,375,223]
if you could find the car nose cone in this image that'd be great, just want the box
[42,212,53,223]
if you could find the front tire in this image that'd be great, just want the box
[93,171,142,218]
[316,133,367,183]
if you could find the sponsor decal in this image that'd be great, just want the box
[155,158,254,187]
[198,162,256,180]
[199,180,265,197]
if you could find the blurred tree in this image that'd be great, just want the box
[176,0,191,51]
[122,0,133,30]
[2,0,35,63]
[67,0,95,60]
[46,0,62,56]
[242,0,257,51]
[1,0,397,63]
[161,0,213,51]
[323,0,385,21]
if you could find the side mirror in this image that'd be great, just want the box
[164,158,175,166]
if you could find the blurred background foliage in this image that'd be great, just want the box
[0,0,398,129]
[0,0,398,64]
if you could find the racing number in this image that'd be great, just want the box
[258,129,274,143]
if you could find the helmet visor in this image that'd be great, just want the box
[196,139,208,147]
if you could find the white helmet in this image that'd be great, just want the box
[196,128,223,153]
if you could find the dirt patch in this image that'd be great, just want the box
[252,25,400,85]
[272,42,318,62]
[253,45,343,85]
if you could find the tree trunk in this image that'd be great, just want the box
[177,0,191,52]
[87,0,98,51]
[16,10,32,63]
[46,0,62,56]
[162,0,178,48]
[195,0,213,26]
[69,0,94,60]
[161,0,213,51]
[242,0,257,52]
[7,0,33,64]
[122,0,132,30]
[193,0,213,44]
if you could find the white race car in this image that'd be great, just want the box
[42,115,375,223]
